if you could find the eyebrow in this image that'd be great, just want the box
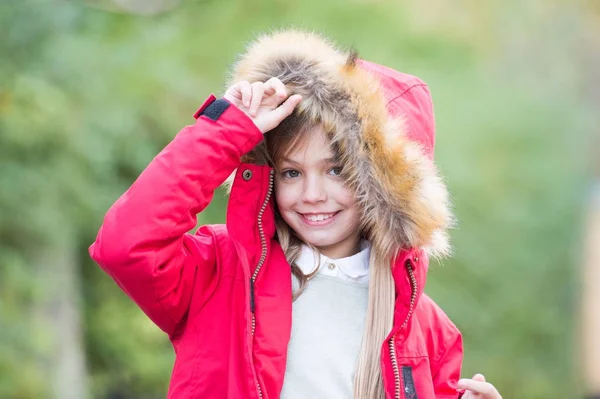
[280,156,337,165]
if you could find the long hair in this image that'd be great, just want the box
[262,117,394,399]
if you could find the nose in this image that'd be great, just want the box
[301,175,327,204]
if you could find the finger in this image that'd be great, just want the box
[263,77,278,96]
[239,81,252,108]
[273,94,301,119]
[264,77,289,102]
[262,94,302,132]
[457,379,497,396]
[249,82,265,116]
[224,82,242,103]
[472,374,486,382]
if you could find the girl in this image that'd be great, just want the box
[90,30,501,399]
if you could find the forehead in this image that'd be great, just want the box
[282,125,334,163]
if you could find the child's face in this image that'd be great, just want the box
[274,126,361,259]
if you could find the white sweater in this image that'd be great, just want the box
[280,243,371,398]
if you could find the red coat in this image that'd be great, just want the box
[90,93,463,399]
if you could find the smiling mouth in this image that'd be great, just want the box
[298,211,340,225]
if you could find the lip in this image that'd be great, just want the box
[298,211,340,227]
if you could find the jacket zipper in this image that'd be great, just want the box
[389,259,418,399]
[250,169,274,399]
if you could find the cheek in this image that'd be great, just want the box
[334,186,361,224]
[333,185,358,208]
[275,182,296,210]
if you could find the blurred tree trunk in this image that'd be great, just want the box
[34,232,89,399]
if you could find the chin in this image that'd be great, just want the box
[303,235,338,248]
[296,229,344,248]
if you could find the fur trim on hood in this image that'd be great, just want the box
[228,29,454,261]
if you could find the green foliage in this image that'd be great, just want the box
[0,0,589,398]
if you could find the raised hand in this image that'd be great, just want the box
[458,374,502,399]
[223,77,302,134]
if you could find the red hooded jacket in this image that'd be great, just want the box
[90,31,463,399]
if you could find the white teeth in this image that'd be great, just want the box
[305,213,335,222]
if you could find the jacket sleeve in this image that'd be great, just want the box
[432,323,464,398]
[89,95,263,336]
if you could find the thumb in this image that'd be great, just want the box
[259,94,302,134]
[472,373,486,382]
[273,94,302,120]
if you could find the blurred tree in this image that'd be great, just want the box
[0,3,92,398]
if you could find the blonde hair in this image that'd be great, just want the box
[263,119,395,399]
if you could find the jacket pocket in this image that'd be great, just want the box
[402,365,418,399]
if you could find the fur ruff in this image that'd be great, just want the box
[228,30,454,261]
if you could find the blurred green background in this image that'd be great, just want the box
[1,0,597,398]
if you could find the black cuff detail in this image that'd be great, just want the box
[198,98,230,121]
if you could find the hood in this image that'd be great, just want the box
[229,29,454,261]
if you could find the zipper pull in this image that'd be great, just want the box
[250,278,255,313]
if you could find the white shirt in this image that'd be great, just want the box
[280,242,372,399]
